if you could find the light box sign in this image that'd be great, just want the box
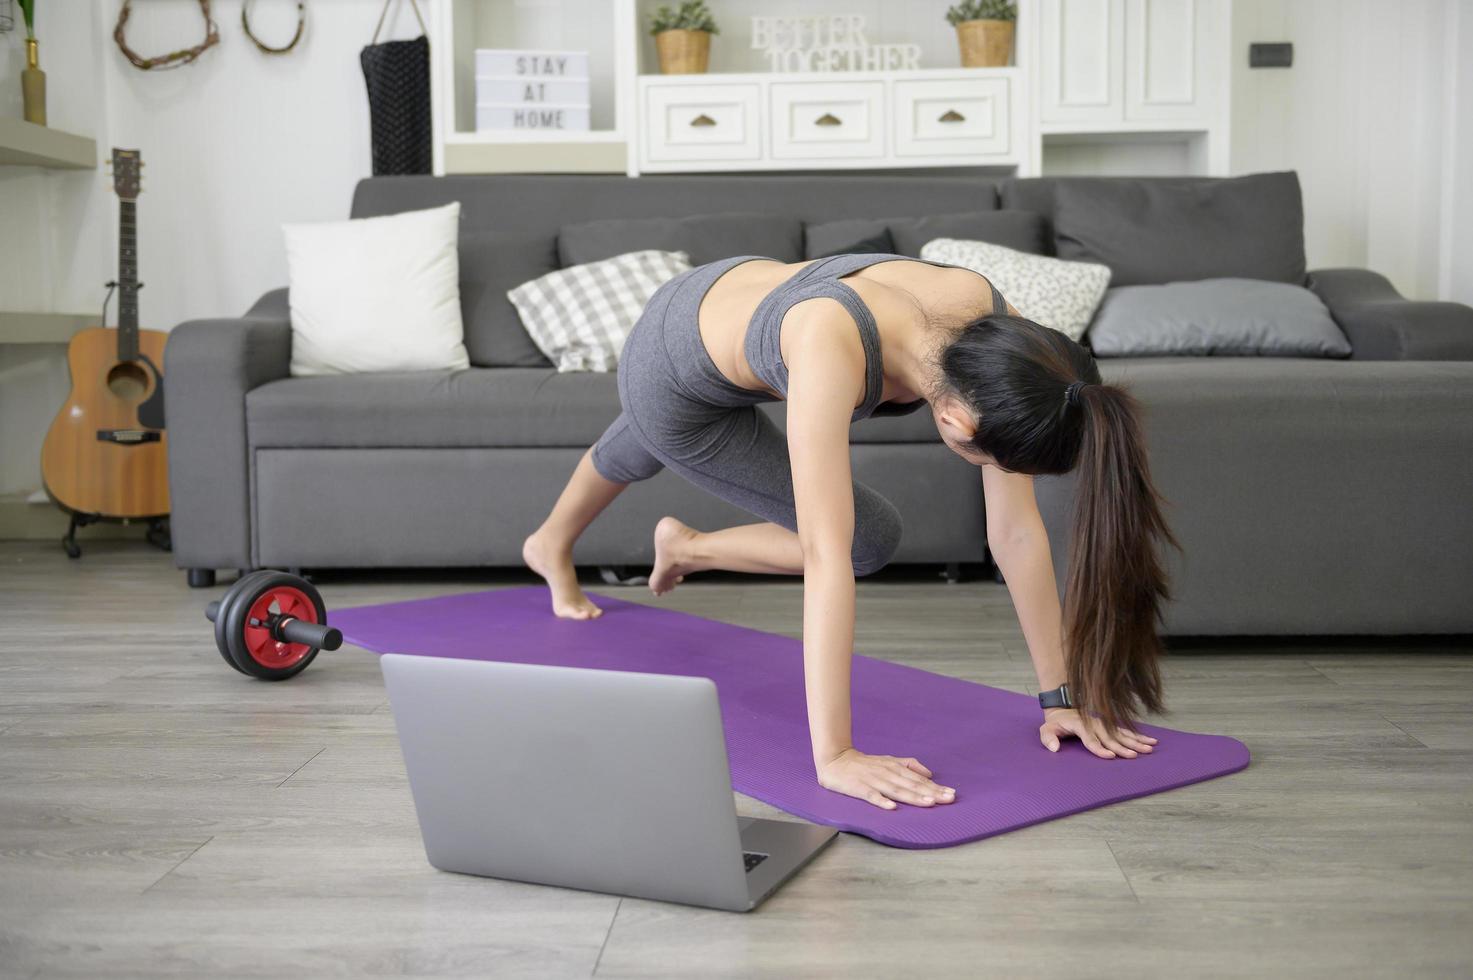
[475,48,591,132]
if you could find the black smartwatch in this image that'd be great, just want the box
[1038,683,1073,710]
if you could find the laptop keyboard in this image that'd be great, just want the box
[743,851,769,873]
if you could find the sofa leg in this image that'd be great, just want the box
[186,568,216,589]
[599,565,650,586]
[941,562,962,584]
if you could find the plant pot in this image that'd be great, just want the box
[955,19,1014,68]
[655,29,711,74]
[22,37,47,126]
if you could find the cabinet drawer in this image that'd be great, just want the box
[770,81,885,160]
[644,83,760,163]
[893,77,1010,157]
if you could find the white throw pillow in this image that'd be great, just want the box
[283,201,469,376]
[920,237,1112,342]
[507,249,692,373]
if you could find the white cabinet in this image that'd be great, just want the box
[637,70,1027,173]
[643,82,761,164]
[1039,0,1219,128]
[769,80,885,160]
[893,77,1011,158]
[1123,0,1211,122]
[1040,0,1124,125]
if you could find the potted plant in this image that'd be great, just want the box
[946,0,1017,69]
[17,0,45,124]
[649,1,719,75]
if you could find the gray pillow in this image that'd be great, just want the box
[1053,172,1307,287]
[558,212,803,267]
[811,227,896,258]
[458,232,557,368]
[804,210,1046,259]
[1086,279,1352,358]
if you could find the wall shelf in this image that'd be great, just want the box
[430,0,1230,177]
[0,311,93,345]
[0,118,97,170]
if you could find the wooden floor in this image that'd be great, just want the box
[1,539,1470,979]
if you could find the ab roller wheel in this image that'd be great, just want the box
[205,570,342,680]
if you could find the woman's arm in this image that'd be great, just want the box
[785,302,956,809]
[981,465,1159,759]
[784,314,862,764]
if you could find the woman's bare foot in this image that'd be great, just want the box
[522,530,603,619]
[649,516,698,597]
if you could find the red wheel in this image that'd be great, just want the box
[220,572,326,680]
[242,585,319,671]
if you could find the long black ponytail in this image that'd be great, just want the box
[935,313,1182,733]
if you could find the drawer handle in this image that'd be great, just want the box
[690,113,716,127]
[815,112,842,126]
[938,109,966,123]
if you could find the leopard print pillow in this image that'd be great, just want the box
[920,237,1111,342]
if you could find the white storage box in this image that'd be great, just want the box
[474,49,589,79]
[475,76,590,105]
[476,103,591,132]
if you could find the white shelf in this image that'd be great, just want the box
[1041,121,1212,136]
[0,118,97,170]
[444,130,626,144]
[637,67,1023,82]
[0,311,93,344]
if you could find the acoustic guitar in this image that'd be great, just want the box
[41,148,170,553]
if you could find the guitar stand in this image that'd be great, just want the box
[61,512,172,559]
[62,511,100,559]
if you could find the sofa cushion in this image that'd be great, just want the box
[807,225,897,258]
[1052,172,1307,287]
[246,369,943,449]
[1087,279,1352,358]
[459,232,557,368]
[248,369,624,449]
[507,249,693,373]
[804,210,1047,259]
[282,201,470,377]
[558,211,803,266]
[920,237,1112,342]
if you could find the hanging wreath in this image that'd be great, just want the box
[114,0,220,71]
[242,0,306,56]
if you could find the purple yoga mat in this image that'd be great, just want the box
[332,586,1249,849]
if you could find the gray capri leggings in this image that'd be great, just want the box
[589,255,904,576]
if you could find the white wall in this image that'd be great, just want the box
[0,0,427,495]
[1442,1,1473,307]
[0,3,112,497]
[1230,0,1457,299]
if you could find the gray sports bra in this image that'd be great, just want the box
[741,252,1008,422]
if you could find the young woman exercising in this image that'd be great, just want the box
[522,252,1179,811]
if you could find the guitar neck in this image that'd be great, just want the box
[118,198,139,362]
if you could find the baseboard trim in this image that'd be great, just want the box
[0,495,143,541]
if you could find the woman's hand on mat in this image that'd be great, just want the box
[1039,708,1158,759]
[815,748,957,810]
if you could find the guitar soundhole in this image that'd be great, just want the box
[106,361,149,400]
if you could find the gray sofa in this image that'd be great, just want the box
[164,172,1473,635]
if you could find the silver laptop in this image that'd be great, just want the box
[380,653,837,912]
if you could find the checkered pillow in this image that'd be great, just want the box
[506,249,692,372]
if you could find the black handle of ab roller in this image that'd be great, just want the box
[279,617,343,651]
